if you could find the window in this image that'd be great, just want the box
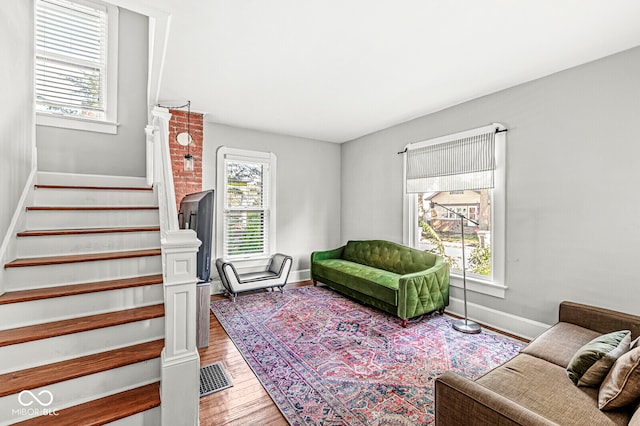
[403,124,506,298]
[35,0,118,133]
[216,147,277,261]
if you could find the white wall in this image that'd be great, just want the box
[36,8,149,177]
[341,46,640,325]
[0,0,35,242]
[203,123,342,275]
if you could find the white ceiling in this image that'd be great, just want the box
[149,0,640,143]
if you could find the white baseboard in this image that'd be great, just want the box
[289,268,310,284]
[446,297,551,341]
[0,167,37,295]
[209,268,311,295]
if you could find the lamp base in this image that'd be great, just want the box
[452,318,481,334]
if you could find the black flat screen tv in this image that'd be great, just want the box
[178,190,214,283]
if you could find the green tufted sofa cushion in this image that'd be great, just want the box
[342,240,440,274]
[312,259,399,306]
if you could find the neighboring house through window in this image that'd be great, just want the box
[403,123,507,298]
[216,147,277,262]
[35,0,118,134]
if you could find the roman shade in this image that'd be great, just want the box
[405,126,497,193]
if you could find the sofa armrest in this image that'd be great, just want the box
[311,246,344,262]
[268,253,293,277]
[397,261,449,318]
[435,371,556,426]
[559,301,640,339]
[310,246,345,280]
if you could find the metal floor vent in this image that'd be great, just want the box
[200,362,233,397]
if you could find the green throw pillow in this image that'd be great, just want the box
[566,330,632,386]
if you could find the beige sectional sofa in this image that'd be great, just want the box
[435,302,640,425]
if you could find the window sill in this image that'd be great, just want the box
[36,113,119,135]
[449,273,507,298]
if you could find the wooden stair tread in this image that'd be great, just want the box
[17,226,160,237]
[26,206,158,211]
[35,184,153,191]
[0,274,163,305]
[4,248,161,268]
[15,382,160,426]
[0,340,164,397]
[0,304,164,347]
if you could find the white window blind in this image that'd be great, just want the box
[223,159,270,257]
[35,0,107,120]
[406,129,496,193]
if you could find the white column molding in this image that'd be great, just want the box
[160,230,201,425]
[161,230,201,359]
[145,124,155,187]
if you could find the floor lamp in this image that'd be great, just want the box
[430,202,481,334]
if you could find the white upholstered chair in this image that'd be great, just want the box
[215,254,293,301]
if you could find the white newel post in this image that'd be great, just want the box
[160,230,201,426]
[148,107,202,425]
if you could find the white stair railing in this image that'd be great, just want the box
[146,106,201,426]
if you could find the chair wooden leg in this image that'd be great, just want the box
[313,280,318,286]
[401,318,408,328]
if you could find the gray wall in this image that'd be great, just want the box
[0,0,35,242]
[203,123,342,273]
[341,46,640,324]
[36,8,148,177]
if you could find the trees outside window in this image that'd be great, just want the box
[417,190,492,277]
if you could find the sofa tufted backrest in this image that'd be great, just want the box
[342,240,440,275]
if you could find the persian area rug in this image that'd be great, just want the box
[210,285,525,425]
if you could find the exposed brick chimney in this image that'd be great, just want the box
[168,109,203,211]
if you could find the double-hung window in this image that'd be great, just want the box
[403,123,507,298]
[216,147,277,261]
[35,0,118,133]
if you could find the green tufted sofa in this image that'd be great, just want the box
[311,240,449,327]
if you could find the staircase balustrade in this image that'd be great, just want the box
[147,106,201,426]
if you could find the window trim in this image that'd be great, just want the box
[216,146,277,263]
[402,123,507,298]
[35,0,119,134]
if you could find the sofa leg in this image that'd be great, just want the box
[313,280,318,286]
[438,307,445,315]
[401,319,408,328]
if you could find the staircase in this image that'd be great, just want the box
[0,173,165,425]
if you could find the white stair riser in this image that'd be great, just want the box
[0,318,164,374]
[34,188,157,207]
[0,359,160,424]
[4,256,162,290]
[37,172,149,189]
[25,209,160,230]
[16,231,161,257]
[106,407,161,426]
[0,285,163,331]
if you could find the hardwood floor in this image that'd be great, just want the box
[198,282,312,426]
